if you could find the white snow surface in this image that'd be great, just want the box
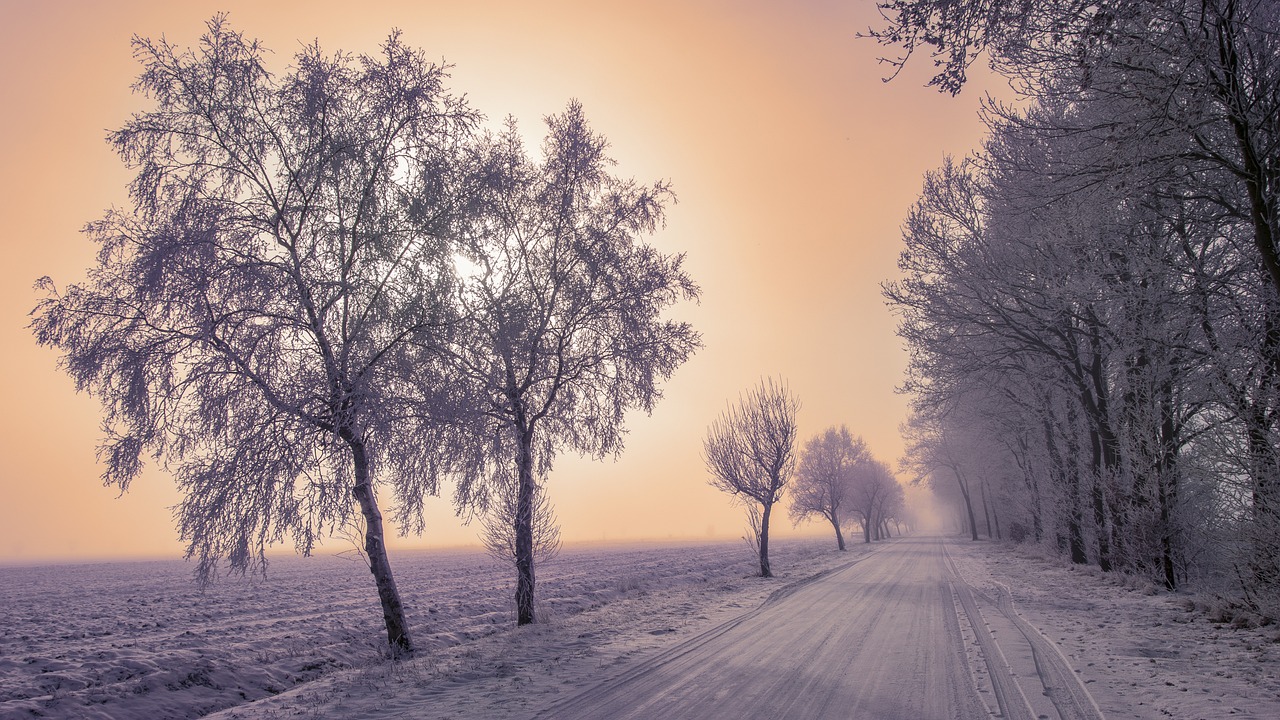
[2,537,1279,719]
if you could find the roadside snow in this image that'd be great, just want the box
[946,541,1280,719]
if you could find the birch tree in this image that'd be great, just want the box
[29,18,478,655]
[438,103,701,625]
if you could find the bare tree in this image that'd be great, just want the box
[703,378,800,577]
[790,425,868,550]
[437,102,701,625]
[28,17,479,655]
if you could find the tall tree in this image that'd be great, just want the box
[438,103,700,625]
[704,378,800,577]
[29,18,479,654]
[790,425,868,550]
[872,2,1280,588]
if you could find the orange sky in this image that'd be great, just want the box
[0,0,997,563]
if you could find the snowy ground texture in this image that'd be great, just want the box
[2,537,1279,719]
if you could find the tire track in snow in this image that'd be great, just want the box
[989,581,1106,720]
[534,543,896,719]
[945,549,1037,720]
[945,542,1105,720]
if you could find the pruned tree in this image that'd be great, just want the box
[28,17,480,655]
[703,377,800,577]
[437,102,701,625]
[790,425,868,550]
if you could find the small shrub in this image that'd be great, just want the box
[1008,522,1029,543]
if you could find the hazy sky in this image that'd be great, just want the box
[0,0,997,563]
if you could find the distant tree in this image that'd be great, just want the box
[848,457,899,543]
[29,17,479,655]
[703,378,800,577]
[437,102,701,626]
[878,479,907,537]
[900,407,981,542]
[790,425,868,550]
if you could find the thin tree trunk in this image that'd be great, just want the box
[980,478,993,539]
[515,425,537,626]
[758,501,773,577]
[1158,379,1179,590]
[348,438,413,655]
[992,498,1002,540]
[831,514,846,551]
[1088,426,1114,572]
[957,470,979,541]
[1061,406,1089,564]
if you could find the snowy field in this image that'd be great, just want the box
[0,538,846,719]
[4,537,1280,719]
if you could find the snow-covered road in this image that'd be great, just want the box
[541,536,1100,720]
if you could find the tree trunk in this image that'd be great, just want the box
[957,470,979,541]
[980,478,993,539]
[1088,426,1114,572]
[1066,465,1088,565]
[758,501,773,577]
[863,515,872,543]
[1057,405,1089,564]
[831,514,846,551]
[348,438,413,656]
[515,425,537,626]
[1158,379,1179,590]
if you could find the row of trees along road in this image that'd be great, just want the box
[703,379,906,576]
[872,0,1280,618]
[29,17,700,654]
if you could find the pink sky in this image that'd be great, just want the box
[0,0,998,563]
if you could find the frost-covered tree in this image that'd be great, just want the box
[704,378,800,577]
[29,17,480,655]
[436,102,700,625]
[872,1,1280,595]
[480,476,561,573]
[848,457,900,544]
[790,425,868,550]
